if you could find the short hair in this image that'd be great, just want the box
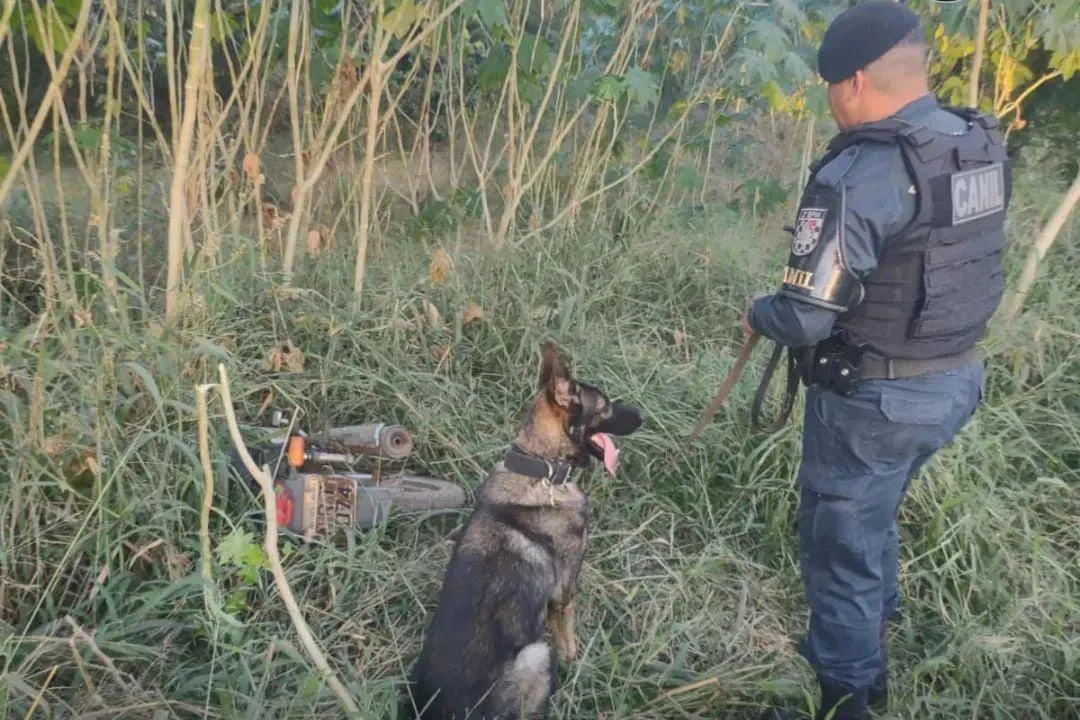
[864,26,929,93]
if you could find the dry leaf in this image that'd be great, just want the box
[673,329,687,350]
[262,203,292,232]
[67,449,101,480]
[429,345,451,364]
[461,303,485,325]
[421,298,442,328]
[282,344,305,373]
[216,332,238,351]
[267,342,304,373]
[427,248,453,287]
[242,153,264,185]
[274,286,300,301]
[306,229,322,256]
[306,225,334,256]
[73,306,92,328]
[41,435,67,457]
[257,390,275,418]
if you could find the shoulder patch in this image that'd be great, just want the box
[813,146,860,187]
[950,162,1006,225]
[792,206,827,256]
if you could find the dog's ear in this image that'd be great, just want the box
[539,340,575,409]
[539,340,566,387]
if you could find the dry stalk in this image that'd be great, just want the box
[21,663,58,720]
[281,0,469,285]
[495,0,582,246]
[0,0,93,208]
[968,0,990,108]
[354,57,388,299]
[195,383,220,615]
[165,0,213,321]
[517,107,698,245]
[1001,166,1080,324]
[213,363,361,718]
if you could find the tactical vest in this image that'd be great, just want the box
[820,107,1011,360]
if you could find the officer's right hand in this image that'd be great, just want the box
[742,292,768,336]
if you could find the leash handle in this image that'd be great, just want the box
[750,341,800,433]
[688,333,760,442]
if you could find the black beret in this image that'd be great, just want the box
[817,1,922,83]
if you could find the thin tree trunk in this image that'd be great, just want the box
[354,66,384,299]
[968,0,990,108]
[165,0,212,321]
[1000,166,1080,324]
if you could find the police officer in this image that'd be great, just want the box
[743,3,1010,719]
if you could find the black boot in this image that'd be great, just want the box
[868,622,890,710]
[868,666,888,710]
[758,679,869,720]
[818,680,869,719]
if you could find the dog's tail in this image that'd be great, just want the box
[495,641,557,717]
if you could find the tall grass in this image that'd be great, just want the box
[1,0,1079,718]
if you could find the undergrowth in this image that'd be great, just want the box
[1,149,1079,719]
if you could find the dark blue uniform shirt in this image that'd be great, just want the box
[747,93,967,348]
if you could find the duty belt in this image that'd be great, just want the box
[858,348,980,380]
[689,338,980,442]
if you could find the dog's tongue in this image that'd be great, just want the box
[589,433,618,475]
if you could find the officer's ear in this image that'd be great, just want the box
[848,70,868,98]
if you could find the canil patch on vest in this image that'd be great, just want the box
[792,207,827,256]
[950,163,1005,225]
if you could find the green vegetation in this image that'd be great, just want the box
[0,0,1078,717]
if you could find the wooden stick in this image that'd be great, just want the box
[215,363,360,717]
[1000,166,1080,324]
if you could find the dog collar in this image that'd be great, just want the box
[504,445,575,486]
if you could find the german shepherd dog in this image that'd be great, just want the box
[403,340,645,719]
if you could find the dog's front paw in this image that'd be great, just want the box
[555,632,577,663]
[563,635,578,662]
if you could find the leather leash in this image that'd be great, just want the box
[688,333,800,441]
[688,333,759,442]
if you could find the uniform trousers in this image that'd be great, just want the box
[793,360,985,691]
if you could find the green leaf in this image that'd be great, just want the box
[760,80,789,112]
[566,67,602,105]
[516,33,554,77]
[674,164,701,191]
[516,75,543,108]
[216,528,257,568]
[216,528,269,585]
[939,75,967,105]
[476,0,509,31]
[210,9,239,45]
[477,44,512,92]
[803,83,829,119]
[1051,48,1080,80]
[747,18,790,63]
[383,0,425,40]
[592,75,625,103]
[624,67,658,109]
[24,6,74,56]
